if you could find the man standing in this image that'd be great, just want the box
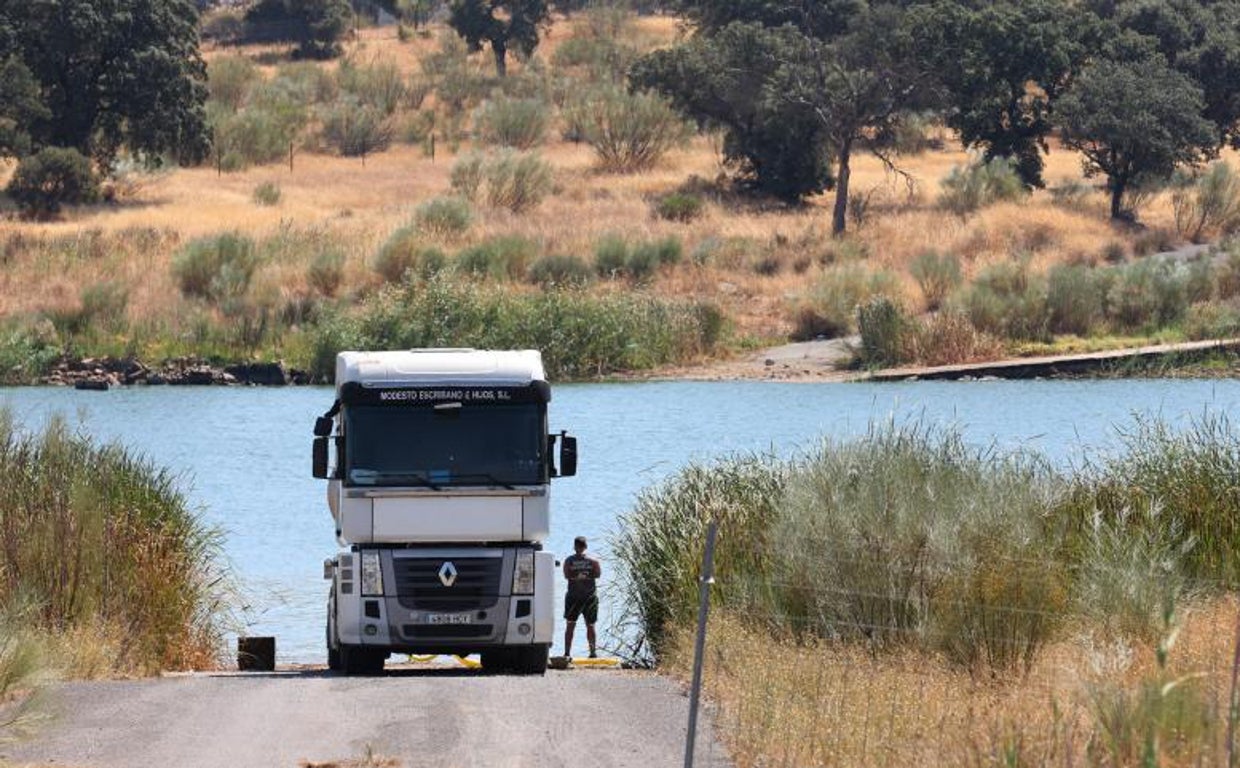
[563,535,601,660]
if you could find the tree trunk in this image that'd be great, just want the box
[1110,179,1125,220]
[492,39,508,78]
[831,139,852,237]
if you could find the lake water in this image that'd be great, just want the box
[2,378,1238,663]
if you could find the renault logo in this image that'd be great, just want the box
[438,561,458,587]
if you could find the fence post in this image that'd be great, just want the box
[684,521,719,768]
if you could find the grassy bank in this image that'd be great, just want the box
[5,15,1240,379]
[614,417,1240,765]
[0,411,227,682]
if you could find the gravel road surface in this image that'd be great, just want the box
[3,667,732,768]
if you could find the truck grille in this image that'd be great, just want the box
[392,556,503,612]
[402,624,493,640]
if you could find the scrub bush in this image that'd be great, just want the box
[454,236,539,281]
[574,85,689,173]
[252,181,281,206]
[450,151,553,213]
[172,233,261,304]
[337,57,406,115]
[373,226,445,283]
[939,156,1026,216]
[527,254,594,288]
[855,295,908,368]
[1171,162,1240,242]
[909,250,962,311]
[414,197,472,239]
[1106,259,1187,333]
[207,55,257,110]
[474,97,550,149]
[6,147,100,218]
[653,193,704,223]
[1046,264,1108,336]
[791,264,900,340]
[307,248,346,297]
[320,99,392,158]
[958,259,1049,342]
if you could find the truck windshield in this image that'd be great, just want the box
[344,403,545,487]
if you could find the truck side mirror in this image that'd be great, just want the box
[314,416,334,437]
[559,435,578,478]
[312,437,329,479]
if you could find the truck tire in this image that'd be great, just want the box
[326,622,341,672]
[514,645,548,676]
[480,649,514,674]
[340,645,386,675]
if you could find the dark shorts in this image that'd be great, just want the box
[564,592,598,624]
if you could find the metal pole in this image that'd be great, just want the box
[684,521,718,768]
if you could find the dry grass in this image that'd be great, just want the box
[0,17,1229,351]
[667,599,1239,768]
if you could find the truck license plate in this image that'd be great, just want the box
[426,613,473,625]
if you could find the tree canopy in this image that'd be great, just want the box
[1058,54,1217,219]
[0,0,210,166]
[448,0,550,77]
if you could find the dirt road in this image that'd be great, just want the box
[4,667,732,768]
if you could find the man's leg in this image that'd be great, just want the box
[586,622,597,657]
[564,620,576,657]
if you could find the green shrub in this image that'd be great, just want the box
[527,253,593,288]
[207,55,257,110]
[455,236,538,281]
[551,36,635,84]
[653,193,704,223]
[483,150,553,213]
[593,235,629,278]
[274,61,339,105]
[337,57,406,115]
[422,30,489,115]
[1046,264,1108,336]
[1106,259,1187,333]
[373,226,445,283]
[1171,162,1240,242]
[450,150,553,213]
[172,232,261,304]
[1184,300,1240,340]
[791,264,900,340]
[208,95,306,170]
[939,155,1027,216]
[449,151,485,200]
[855,295,908,368]
[909,250,962,311]
[574,85,689,173]
[50,281,130,336]
[474,97,550,149]
[612,456,788,658]
[307,248,346,297]
[0,325,59,385]
[0,412,226,673]
[958,259,1049,342]
[252,181,281,206]
[414,197,472,238]
[319,98,392,158]
[6,147,100,218]
[309,276,725,381]
[1077,414,1240,583]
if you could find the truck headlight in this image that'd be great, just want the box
[513,550,535,595]
[361,551,383,596]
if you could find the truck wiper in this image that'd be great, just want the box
[368,472,443,490]
[453,473,516,490]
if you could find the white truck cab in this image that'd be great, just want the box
[313,349,576,674]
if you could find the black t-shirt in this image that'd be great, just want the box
[564,553,598,600]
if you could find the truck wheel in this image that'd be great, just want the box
[326,622,341,672]
[480,649,514,674]
[340,645,385,675]
[515,645,548,676]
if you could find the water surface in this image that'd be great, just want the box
[3,379,1236,661]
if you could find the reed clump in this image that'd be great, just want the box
[617,416,1240,765]
[0,412,227,676]
[309,275,725,381]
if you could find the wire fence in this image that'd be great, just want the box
[681,543,1240,767]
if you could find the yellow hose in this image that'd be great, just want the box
[407,655,437,663]
[455,655,482,668]
[569,657,621,667]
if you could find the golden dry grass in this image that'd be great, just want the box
[664,599,1240,767]
[0,16,1227,349]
